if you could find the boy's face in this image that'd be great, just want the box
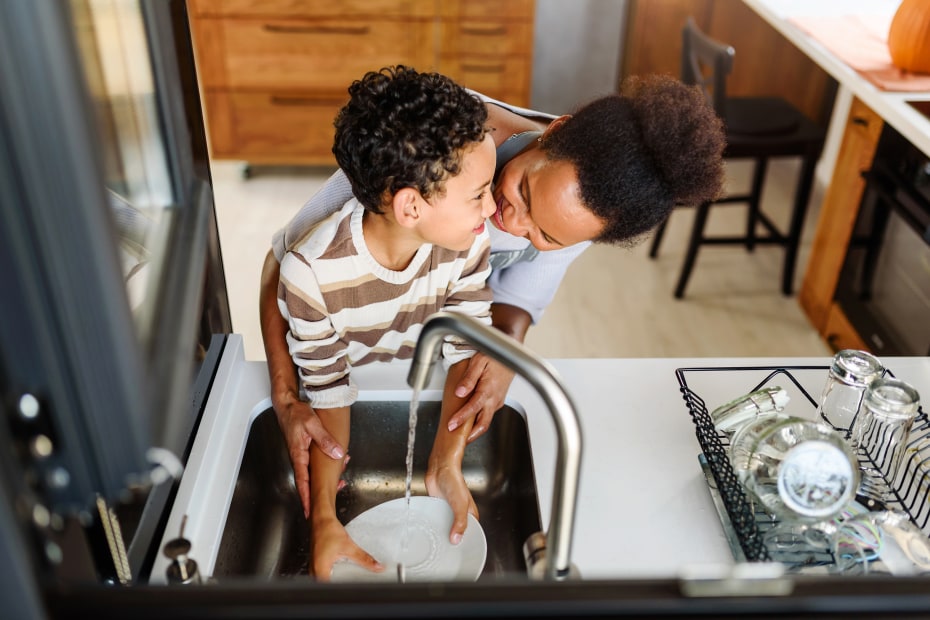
[419,134,497,252]
[491,146,606,251]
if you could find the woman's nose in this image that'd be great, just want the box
[504,201,531,236]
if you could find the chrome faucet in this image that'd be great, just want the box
[407,311,582,580]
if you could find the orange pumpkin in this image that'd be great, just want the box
[888,0,930,74]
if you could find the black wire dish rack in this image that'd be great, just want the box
[675,365,930,572]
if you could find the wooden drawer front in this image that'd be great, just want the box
[439,20,533,57]
[189,0,435,18]
[439,57,530,106]
[438,0,534,20]
[205,92,343,163]
[194,18,436,91]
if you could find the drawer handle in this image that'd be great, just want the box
[262,24,370,35]
[460,25,508,36]
[851,116,870,127]
[461,63,506,73]
[270,96,344,107]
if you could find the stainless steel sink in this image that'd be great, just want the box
[213,400,541,580]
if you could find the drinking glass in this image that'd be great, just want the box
[817,349,883,439]
[849,377,921,503]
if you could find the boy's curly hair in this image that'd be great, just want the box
[543,74,726,246]
[333,65,488,214]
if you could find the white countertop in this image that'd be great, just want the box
[743,0,930,157]
[151,335,930,583]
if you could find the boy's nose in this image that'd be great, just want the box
[481,193,497,219]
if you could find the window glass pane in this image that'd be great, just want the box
[70,0,174,344]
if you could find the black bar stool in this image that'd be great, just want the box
[649,17,827,299]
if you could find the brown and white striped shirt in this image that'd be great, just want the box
[278,198,492,408]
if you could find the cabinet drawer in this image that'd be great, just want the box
[439,20,533,57]
[439,57,531,106]
[189,0,435,18]
[438,0,534,20]
[193,17,436,91]
[204,91,344,164]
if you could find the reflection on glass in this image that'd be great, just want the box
[70,0,174,343]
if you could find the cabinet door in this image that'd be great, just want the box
[799,98,883,332]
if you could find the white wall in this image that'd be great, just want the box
[530,0,629,115]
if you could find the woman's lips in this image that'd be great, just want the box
[473,222,485,234]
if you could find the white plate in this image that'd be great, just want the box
[330,496,486,583]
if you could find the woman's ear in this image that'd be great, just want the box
[541,114,572,141]
[391,187,422,228]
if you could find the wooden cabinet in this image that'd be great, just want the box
[187,0,535,166]
[798,97,884,352]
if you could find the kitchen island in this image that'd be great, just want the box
[152,335,930,583]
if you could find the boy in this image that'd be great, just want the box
[276,65,497,580]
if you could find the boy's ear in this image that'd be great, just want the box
[391,187,422,228]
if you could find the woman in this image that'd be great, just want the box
[259,73,726,521]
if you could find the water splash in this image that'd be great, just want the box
[399,388,421,572]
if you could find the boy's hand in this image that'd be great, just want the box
[449,353,515,443]
[425,463,479,546]
[310,517,383,581]
[274,398,347,517]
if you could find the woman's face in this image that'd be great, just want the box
[490,145,606,251]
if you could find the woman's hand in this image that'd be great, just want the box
[309,517,383,582]
[274,396,346,518]
[448,353,516,443]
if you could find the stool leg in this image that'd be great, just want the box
[746,157,767,252]
[648,218,669,258]
[781,152,818,296]
[674,201,711,299]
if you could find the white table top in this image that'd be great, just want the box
[743,0,930,157]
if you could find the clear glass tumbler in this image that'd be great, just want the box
[849,377,921,503]
[817,349,883,438]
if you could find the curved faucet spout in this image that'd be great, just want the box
[407,312,583,580]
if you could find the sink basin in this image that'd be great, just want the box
[213,400,541,580]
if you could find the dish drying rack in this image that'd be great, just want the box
[675,365,930,571]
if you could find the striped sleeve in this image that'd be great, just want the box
[278,251,357,408]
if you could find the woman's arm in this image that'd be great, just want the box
[484,101,551,148]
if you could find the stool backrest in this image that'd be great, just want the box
[681,16,734,120]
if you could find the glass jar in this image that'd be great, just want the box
[817,350,883,438]
[729,414,860,523]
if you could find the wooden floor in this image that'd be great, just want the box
[212,158,832,362]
